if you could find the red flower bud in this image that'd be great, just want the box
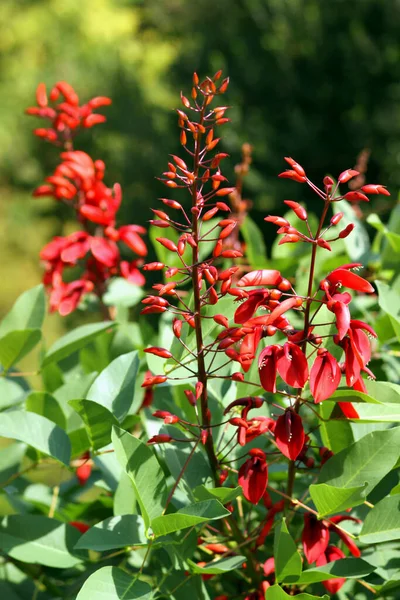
[147,434,173,445]
[338,169,359,184]
[284,200,308,220]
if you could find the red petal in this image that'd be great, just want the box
[338,402,359,419]
[238,454,268,505]
[276,342,309,388]
[237,269,282,287]
[333,301,351,340]
[258,346,279,392]
[90,237,119,267]
[327,269,374,294]
[310,352,341,403]
[274,410,305,460]
[302,514,329,564]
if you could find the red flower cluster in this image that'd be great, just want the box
[27,82,147,315]
[26,80,112,143]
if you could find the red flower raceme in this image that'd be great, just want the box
[28,84,148,315]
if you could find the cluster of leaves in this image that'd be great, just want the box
[0,73,400,600]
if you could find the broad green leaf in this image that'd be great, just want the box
[0,330,41,370]
[360,495,400,544]
[103,278,144,307]
[112,426,167,529]
[333,200,370,262]
[319,401,354,453]
[161,443,213,502]
[318,427,400,495]
[0,410,70,466]
[69,428,90,458]
[187,555,246,574]
[150,500,230,538]
[0,443,26,483]
[274,517,302,583]
[193,485,242,505]
[376,281,400,340]
[241,216,268,268]
[363,379,400,403]
[114,472,137,516]
[26,391,66,429]
[266,584,329,600]
[42,321,117,366]
[0,378,26,411]
[76,566,152,600]
[0,515,81,568]
[330,389,382,405]
[86,351,139,422]
[294,558,375,584]
[69,399,119,450]
[75,515,147,550]
[309,483,367,516]
[0,285,45,336]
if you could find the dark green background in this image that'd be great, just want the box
[1,0,399,315]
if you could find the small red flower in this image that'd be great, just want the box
[238,448,268,505]
[274,409,305,460]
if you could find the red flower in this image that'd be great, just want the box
[274,409,305,460]
[238,448,268,505]
[310,349,341,402]
[258,345,280,392]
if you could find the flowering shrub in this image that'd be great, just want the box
[0,73,399,600]
[26,81,147,316]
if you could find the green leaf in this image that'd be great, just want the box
[161,443,213,502]
[0,378,27,411]
[150,500,230,538]
[265,584,329,600]
[333,200,370,262]
[187,555,246,574]
[42,321,117,366]
[0,285,45,336]
[69,399,119,451]
[76,566,152,600]
[360,495,400,544]
[103,278,144,307]
[319,401,354,453]
[0,515,81,568]
[75,515,147,551]
[114,472,137,516]
[0,330,42,370]
[26,391,66,429]
[240,216,268,268]
[318,427,400,495]
[309,483,367,516]
[274,517,302,583]
[193,485,242,505]
[294,558,375,584]
[86,351,139,422]
[112,426,167,529]
[376,281,400,340]
[0,410,70,466]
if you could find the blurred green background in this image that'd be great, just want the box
[1,0,400,322]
